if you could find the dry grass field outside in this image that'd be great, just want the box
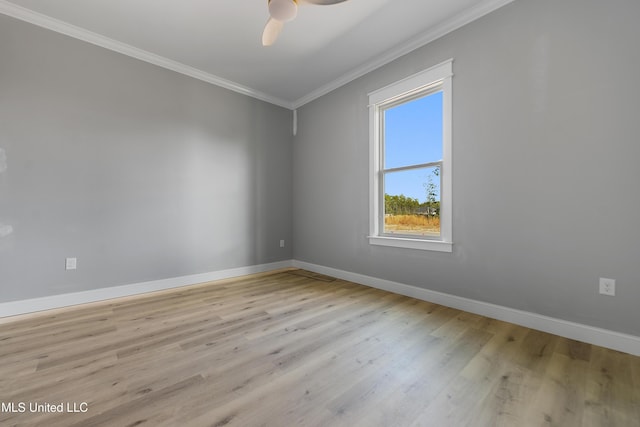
[384,214,440,236]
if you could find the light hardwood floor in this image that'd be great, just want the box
[1,269,639,427]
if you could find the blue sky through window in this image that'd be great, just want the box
[383,91,443,202]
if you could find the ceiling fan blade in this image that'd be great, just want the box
[262,18,284,46]
[302,0,349,4]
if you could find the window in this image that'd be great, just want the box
[368,60,452,252]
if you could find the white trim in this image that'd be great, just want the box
[292,0,515,108]
[440,69,453,243]
[368,236,452,252]
[292,260,640,356]
[3,257,638,356]
[368,60,452,104]
[0,0,293,110]
[369,60,453,251]
[293,109,298,136]
[0,260,294,318]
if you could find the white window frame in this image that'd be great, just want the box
[368,59,453,252]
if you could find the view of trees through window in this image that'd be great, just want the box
[384,166,440,237]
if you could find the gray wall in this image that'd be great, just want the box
[293,0,640,336]
[0,14,292,302]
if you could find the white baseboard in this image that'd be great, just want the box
[292,260,640,356]
[0,260,294,319]
[3,258,638,356]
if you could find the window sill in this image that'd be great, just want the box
[368,235,453,253]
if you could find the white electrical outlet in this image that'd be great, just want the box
[65,257,77,270]
[599,277,615,296]
[280,240,285,248]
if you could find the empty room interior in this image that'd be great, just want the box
[1,0,639,425]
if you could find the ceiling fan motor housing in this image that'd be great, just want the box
[269,0,298,22]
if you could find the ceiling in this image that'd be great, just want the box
[0,0,514,109]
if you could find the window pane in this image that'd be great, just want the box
[384,91,443,169]
[383,166,441,237]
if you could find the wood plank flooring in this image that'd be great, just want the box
[1,269,639,426]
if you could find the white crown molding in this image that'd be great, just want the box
[1,0,514,110]
[292,260,640,357]
[0,260,294,319]
[0,0,294,109]
[291,0,515,109]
